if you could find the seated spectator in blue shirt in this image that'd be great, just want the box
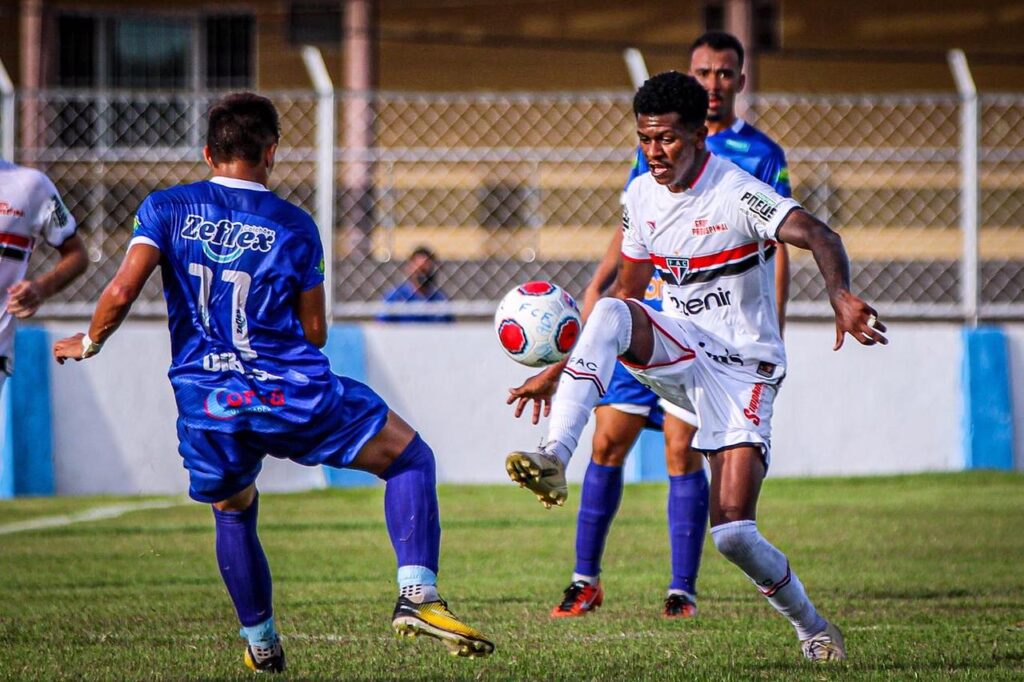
[377,246,455,323]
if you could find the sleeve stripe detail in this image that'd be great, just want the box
[128,236,160,251]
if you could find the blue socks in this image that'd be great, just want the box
[667,469,709,594]
[574,461,624,578]
[212,494,274,639]
[380,434,441,582]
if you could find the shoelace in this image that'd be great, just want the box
[558,580,590,610]
[250,641,281,662]
[664,593,693,613]
[801,634,833,658]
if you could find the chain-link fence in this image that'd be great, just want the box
[4,87,1023,320]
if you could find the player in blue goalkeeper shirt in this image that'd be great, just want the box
[508,32,792,621]
[54,93,493,672]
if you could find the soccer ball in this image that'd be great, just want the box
[494,281,582,367]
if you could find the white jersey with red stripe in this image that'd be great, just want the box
[0,161,78,359]
[620,153,800,382]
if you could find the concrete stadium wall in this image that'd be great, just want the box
[1003,326,1024,471]
[10,319,1018,496]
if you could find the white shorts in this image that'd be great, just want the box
[658,396,698,426]
[620,306,779,458]
[604,396,697,427]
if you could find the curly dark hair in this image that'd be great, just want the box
[632,71,708,130]
[206,92,281,165]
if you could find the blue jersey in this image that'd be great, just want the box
[131,177,336,433]
[377,283,455,323]
[624,118,791,312]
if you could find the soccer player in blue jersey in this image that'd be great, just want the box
[507,32,792,620]
[53,93,493,672]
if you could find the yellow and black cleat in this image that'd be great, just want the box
[243,639,286,673]
[392,596,495,658]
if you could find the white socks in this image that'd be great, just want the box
[399,583,440,604]
[572,572,598,585]
[545,298,633,466]
[711,520,827,640]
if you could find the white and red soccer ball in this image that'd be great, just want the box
[494,281,581,367]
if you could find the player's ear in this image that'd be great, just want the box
[737,72,747,94]
[202,146,216,171]
[695,125,709,148]
[264,143,278,173]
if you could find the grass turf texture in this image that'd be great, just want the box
[1,472,1022,680]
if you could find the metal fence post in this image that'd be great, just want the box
[0,58,15,161]
[302,46,336,323]
[948,49,980,326]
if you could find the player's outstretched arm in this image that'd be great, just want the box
[7,235,88,320]
[776,209,887,350]
[53,244,161,364]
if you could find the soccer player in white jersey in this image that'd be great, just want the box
[510,31,793,621]
[0,160,87,391]
[506,71,888,661]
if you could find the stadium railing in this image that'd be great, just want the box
[2,87,1022,321]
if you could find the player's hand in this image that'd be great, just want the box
[7,280,43,319]
[506,363,562,424]
[53,333,86,364]
[830,290,888,350]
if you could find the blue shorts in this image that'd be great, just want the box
[595,361,664,430]
[177,375,390,503]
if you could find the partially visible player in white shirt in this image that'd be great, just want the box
[0,160,87,391]
[505,72,887,662]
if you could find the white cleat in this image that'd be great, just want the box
[505,451,568,508]
[801,621,847,661]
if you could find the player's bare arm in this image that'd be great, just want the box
[774,242,790,337]
[297,283,328,348]
[776,209,887,349]
[53,243,160,363]
[611,257,653,302]
[7,235,88,319]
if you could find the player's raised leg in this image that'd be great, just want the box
[707,447,845,661]
[507,297,652,507]
[662,410,707,618]
[351,410,494,658]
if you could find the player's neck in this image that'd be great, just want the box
[705,115,737,137]
[210,161,270,187]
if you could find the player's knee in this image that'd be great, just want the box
[589,297,632,354]
[212,484,258,512]
[590,439,629,467]
[379,434,436,481]
[711,519,759,564]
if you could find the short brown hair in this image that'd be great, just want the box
[206,92,280,164]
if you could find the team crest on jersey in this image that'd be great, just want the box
[180,214,276,264]
[665,257,690,282]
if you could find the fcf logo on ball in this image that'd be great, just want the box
[494,281,581,368]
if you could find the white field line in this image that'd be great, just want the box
[0,498,190,536]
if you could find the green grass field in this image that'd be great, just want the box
[1,472,1023,680]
